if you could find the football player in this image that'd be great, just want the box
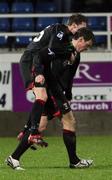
[6,26,95,170]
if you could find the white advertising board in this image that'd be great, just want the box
[0,63,12,110]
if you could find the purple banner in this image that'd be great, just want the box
[12,62,112,112]
[73,62,112,86]
[12,63,32,112]
[71,101,112,111]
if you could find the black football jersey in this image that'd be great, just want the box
[20,23,76,89]
[27,23,74,56]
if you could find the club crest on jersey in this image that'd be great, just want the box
[57,31,64,40]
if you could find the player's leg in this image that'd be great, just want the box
[28,78,48,144]
[61,110,93,168]
[38,115,48,132]
[17,115,48,140]
[17,95,50,149]
[6,114,49,168]
[17,113,31,140]
[61,110,80,164]
[46,85,80,167]
[19,52,48,144]
[6,129,31,170]
[17,112,48,140]
[18,115,48,150]
[57,99,80,166]
[18,90,53,139]
[49,83,80,166]
[6,114,49,170]
[53,87,93,168]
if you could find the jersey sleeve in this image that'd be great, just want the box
[60,53,80,100]
[66,53,80,93]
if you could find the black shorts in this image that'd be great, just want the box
[47,74,71,113]
[43,88,71,120]
[20,50,34,88]
[43,96,60,120]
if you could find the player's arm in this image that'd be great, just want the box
[61,53,80,101]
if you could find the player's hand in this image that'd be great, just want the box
[69,52,77,64]
[35,75,45,85]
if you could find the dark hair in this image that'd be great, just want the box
[67,14,87,25]
[73,27,95,43]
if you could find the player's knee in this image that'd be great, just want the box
[62,116,76,127]
[33,87,48,102]
[39,92,48,102]
[62,111,76,128]
[36,93,48,102]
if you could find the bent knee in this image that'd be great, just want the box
[33,87,48,102]
[61,111,76,130]
[62,116,76,127]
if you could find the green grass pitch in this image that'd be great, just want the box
[0,136,112,180]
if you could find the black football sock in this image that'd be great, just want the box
[63,129,80,164]
[30,99,45,135]
[22,113,31,133]
[11,130,31,160]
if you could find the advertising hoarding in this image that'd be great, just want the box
[12,62,112,111]
[0,63,12,110]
